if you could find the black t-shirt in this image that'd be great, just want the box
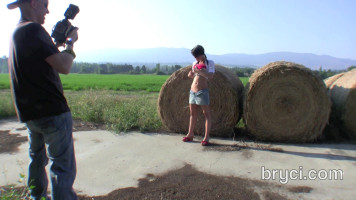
[8,21,70,122]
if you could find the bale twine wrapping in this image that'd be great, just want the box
[158,65,244,137]
[243,61,331,142]
[325,69,356,140]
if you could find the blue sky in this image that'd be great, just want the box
[1,0,356,60]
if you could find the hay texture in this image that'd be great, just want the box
[324,72,345,88]
[325,69,356,140]
[158,65,243,137]
[243,61,331,142]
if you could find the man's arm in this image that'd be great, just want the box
[46,52,74,74]
[46,28,78,74]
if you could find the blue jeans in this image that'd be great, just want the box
[26,112,77,200]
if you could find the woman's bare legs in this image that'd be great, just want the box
[186,104,198,139]
[201,105,211,142]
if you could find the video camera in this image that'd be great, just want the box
[51,4,80,44]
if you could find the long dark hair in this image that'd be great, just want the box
[191,45,209,65]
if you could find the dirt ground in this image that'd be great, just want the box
[0,119,106,154]
[0,119,347,200]
[77,164,313,200]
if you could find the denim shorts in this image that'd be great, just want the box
[189,89,210,105]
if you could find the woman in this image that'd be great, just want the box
[183,45,215,146]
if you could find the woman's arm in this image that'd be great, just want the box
[188,70,195,78]
[196,69,214,79]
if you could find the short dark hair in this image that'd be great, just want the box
[191,45,205,57]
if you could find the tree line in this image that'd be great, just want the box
[1,56,355,78]
[312,66,356,80]
[0,57,183,75]
[70,62,183,75]
[229,66,356,78]
[0,56,8,74]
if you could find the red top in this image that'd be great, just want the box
[194,63,206,70]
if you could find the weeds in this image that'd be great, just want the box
[0,90,163,133]
[0,92,16,118]
[0,174,31,200]
[67,90,162,133]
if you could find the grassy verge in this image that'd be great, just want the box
[0,86,249,133]
[0,73,249,132]
[0,90,163,133]
[0,91,16,118]
[67,90,162,132]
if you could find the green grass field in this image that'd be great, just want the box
[0,73,249,91]
[0,74,10,90]
[0,73,248,132]
[60,74,170,92]
[0,74,170,92]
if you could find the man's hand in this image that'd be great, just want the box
[46,28,79,74]
[54,28,79,48]
[67,27,79,43]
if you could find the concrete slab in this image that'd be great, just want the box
[1,119,355,199]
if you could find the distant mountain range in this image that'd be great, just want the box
[76,47,356,70]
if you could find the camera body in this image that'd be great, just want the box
[51,4,80,44]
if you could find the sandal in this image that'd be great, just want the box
[201,140,210,146]
[182,136,193,142]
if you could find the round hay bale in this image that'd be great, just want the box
[324,72,345,88]
[326,69,356,140]
[243,61,331,143]
[158,65,243,137]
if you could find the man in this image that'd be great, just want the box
[7,0,78,199]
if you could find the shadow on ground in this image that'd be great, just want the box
[0,130,27,154]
